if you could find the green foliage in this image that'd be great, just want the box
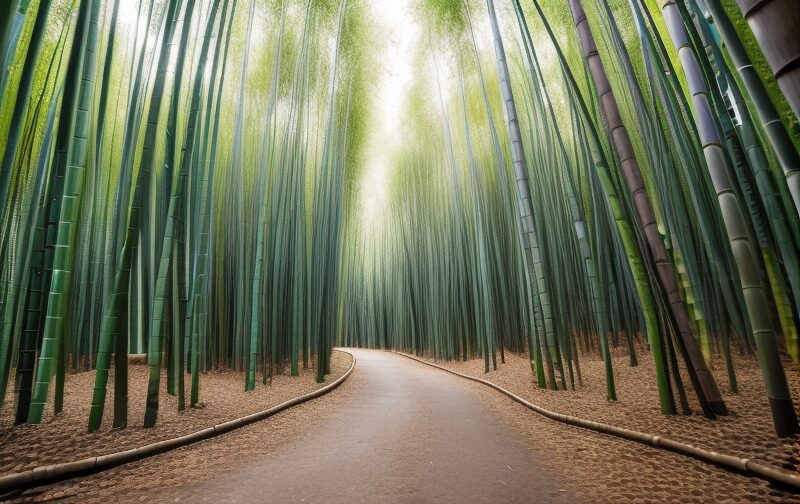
[413,0,467,38]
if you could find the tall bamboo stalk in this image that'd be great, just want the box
[569,0,725,417]
[484,0,559,390]
[703,0,800,220]
[733,0,800,122]
[661,0,798,436]
[88,0,183,431]
[28,0,101,424]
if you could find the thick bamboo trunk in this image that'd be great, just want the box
[734,0,800,122]
[484,0,559,390]
[661,0,799,437]
[688,0,800,351]
[28,0,101,424]
[88,0,183,431]
[0,0,53,234]
[143,0,199,428]
[511,0,617,399]
[569,0,726,418]
[703,0,800,218]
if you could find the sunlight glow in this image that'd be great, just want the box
[117,0,144,30]
[359,0,420,224]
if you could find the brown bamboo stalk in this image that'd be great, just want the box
[568,0,726,418]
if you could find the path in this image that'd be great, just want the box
[179,348,572,503]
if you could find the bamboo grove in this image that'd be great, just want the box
[340,0,800,438]
[0,0,369,429]
[1,0,800,440]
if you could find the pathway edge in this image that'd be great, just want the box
[0,349,356,494]
[391,350,800,491]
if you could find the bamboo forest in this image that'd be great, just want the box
[0,0,799,501]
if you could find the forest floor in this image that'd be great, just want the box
[0,350,353,476]
[413,343,800,475]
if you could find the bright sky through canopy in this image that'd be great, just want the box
[360,0,420,223]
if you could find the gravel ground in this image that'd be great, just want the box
[0,351,352,476]
[413,345,800,474]
[472,379,798,503]
[2,349,798,503]
[3,355,360,504]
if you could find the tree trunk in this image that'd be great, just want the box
[703,0,800,218]
[570,0,725,417]
[734,0,800,122]
[485,0,560,391]
[88,0,183,432]
[661,0,799,437]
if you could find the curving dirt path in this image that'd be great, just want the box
[166,348,574,503]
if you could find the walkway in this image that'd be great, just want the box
[178,349,572,503]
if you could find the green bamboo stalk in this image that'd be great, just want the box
[247,0,285,390]
[661,0,798,436]
[484,0,559,390]
[0,0,54,241]
[703,0,800,218]
[28,0,101,424]
[88,0,183,432]
[143,0,206,427]
[569,0,726,413]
